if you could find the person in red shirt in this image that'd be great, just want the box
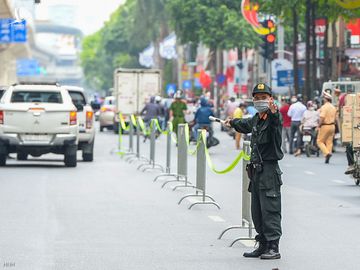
[280,97,291,153]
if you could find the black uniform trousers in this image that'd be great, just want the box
[249,161,283,241]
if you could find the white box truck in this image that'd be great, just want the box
[113,68,162,132]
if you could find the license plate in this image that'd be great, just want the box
[303,135,311,142]
[22,134,51,142]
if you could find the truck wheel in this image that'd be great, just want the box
[17,153,28,161]
[0,154,6,166]
[82,141,94,162]
[100,126,104,132]
[64,146,77,167]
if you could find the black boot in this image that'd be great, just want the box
[243,235,267,258]
[260,240,281,260]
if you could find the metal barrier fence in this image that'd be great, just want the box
[160,124,195,190]
[178,130,220,210]
[126,117,149,164]
[218,141,255,246]
[137,119,164,172]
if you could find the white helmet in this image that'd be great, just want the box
[174,90,182,99]
[155,95,162,102]
[322,89,332,100]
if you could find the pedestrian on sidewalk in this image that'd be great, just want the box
[225,83,283,260]
[279,97,291,154]
[287,95,306,155]
[317,90,337,164]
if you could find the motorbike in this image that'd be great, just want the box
[302,127,319,157]
[352,150,360,186]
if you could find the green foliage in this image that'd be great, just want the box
[167,0,259,49]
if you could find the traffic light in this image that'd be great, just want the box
[259,20,276,60]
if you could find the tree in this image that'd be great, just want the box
[258,0,305,95]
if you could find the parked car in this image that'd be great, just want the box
[64,86,95,161]
[0,82,79,167]
[99,96,115,132]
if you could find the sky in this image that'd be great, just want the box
[36,0,126,35]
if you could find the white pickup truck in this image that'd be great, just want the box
[64,86,95,161]
[0,82,79,167]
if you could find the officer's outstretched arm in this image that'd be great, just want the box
[230,117,253,134]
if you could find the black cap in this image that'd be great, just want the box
[252,83,272,97]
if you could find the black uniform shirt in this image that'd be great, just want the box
[230,111,284,163]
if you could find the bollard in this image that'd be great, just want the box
[126,117,149,164]
[153,122,175,181]
[121,118,136,158]
[161,124,194,189]
[137,119,164,172]
[217,141,255,246]
[178,130,220,210]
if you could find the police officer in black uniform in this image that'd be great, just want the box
[225,83,283,260]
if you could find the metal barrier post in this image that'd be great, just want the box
[218,141,255,246]
[122,119,136,158]
[154,122,176,182]
[126,117,149,163]
[161,124,194,189]
[137,119,164,172]
[178,130,220,209]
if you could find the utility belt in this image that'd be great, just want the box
[321,123,335,126]
[246,160,278,181]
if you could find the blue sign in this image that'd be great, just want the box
[182,80,191,90]
[277,70,303,87]
[16,59,40,76]
[216,74,226,85]
[166,83,177,97]
[0,19,27,44]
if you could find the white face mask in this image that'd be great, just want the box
[309,107,315,111]
[254,100,270,113]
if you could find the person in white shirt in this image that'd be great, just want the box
[287,95,307,154]
[294,101,319,156]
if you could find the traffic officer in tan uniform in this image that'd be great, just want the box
[225,83,283,260]
[317,89,337,164]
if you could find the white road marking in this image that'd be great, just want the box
[332,179,346,184]
[304,170,315,175]
[239,240,256,248]
[208,216,225,222]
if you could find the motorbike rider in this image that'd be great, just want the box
[155,96,166,130]
[288,94,306,155]
[140,96,160,124]
[193,97,214,140]
[294,101,319,156]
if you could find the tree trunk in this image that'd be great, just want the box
[331,21,337,81]
[323,18,329,82]
[292,6,299,95]
[311,2,317,96]
[305,0,311,100]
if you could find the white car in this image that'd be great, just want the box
[0,82,79,167]
[64,86,95,161]
[99,96,116,132]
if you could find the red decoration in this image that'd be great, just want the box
[226,67,235,83]
[199,70,212,89]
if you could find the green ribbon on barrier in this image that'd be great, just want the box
[200,129,250,174]
[130,115,137,127]
[119,113,130,131]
